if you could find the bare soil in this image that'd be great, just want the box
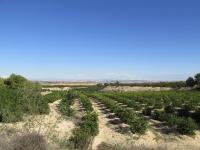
[91,99,200,150]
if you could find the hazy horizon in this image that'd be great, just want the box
[1,0,199,81]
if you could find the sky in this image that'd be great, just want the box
[0,0,200,81]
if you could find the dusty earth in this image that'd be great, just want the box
[0,100,75,149]
[91,99,200,150]
[1,94,200,150]
[102,86,173,92]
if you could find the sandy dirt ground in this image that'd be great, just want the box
[1,95,200,150]
[91,100,133,150]
[0,100,75,149]
[41,91,52,95]
[102,86,173,92]
[42,87,71,91]
[91,99,200,150]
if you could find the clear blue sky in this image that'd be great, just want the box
[0,0,199,81]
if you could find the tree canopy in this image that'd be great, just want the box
[186,77,195,87]
[195,73,200,86]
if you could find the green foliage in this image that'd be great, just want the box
[69,112,99,149]
[142,107,153,116]
[80,112,99,136]
[91,94,148,134]
[59,91,75,116]
[89,91,200,135]
[0,74,49,123]
[4,74,28,89]
[68,93,98,149]
[77,92,93,112]
[152,110,166,121]
[186,77,195,87]
[164,105,175,114]
[177,117,197,135]
[109,81,186,88]
[195,73,200,86]
[166,115,181,127]
[43,91,64,103]
[129,115,148,134]
[0,78,4,87]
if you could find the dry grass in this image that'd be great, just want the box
[97,142,153,150]
[0,132,48,150]
[10,132,48,150]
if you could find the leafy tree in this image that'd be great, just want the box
[186,77,195,87]
[4,74,28,89]
[194,73,200,86]
[0,74,49,123]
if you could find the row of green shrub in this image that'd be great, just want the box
[107,91,200,112]
[144,108,198,135]
[69,112,98,149]
[106,81,186,88]
[103,91,198,135]
[0,74,49,123]
[77,92,94,112]
[43,91,64,103]
[59,91,76,116]
[91,93,147,134]
[68,92,99,149]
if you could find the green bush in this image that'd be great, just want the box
[4,74,28,89]
[0,74,49,123]
[92,94,147,134]
[166,115,180,127]
[164,105,175,114]
[59,92,75,116]
[186,77,195,87]
[43,91,64,103]
[80,112,99,136]
[142,107,153,116]
[129,116,148,134]
[69,112,99,149]
[176,117,197,135]
[77,92,93,112]
[152,110,166,121]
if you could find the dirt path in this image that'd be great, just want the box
[91,100,133,150]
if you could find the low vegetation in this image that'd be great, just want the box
[68,92,99,149]
[43,91,64,103]
[91,93,148,134]
[102,91,199,135]
[59,91,75,116]
[0,74,49,123]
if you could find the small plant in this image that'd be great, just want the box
[59,92,75,116]
[69,112,99,149]
[166,115,180,127]
[129,116,148,134]
[43,91,64,103]
[142,107,153,116]
[9,132,48,150]
[164,105,175,114]
[152,110,166,121]
[177,117,197,135]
